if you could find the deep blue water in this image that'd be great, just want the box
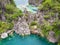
[0,33,56,45]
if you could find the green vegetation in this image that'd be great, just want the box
[40,20,60,37]
[0,7,2,14]
[52,20,60,37]
[40,21,53,36]
[0,10,2,14]
[0,21,14,33]
[38,0,60,44]
[30,21,38,26]
[44,15,50,19]
[30,21,40,30]
[58,41,60,45]
[5,4,23,21]
[0,0,23,33]
[39,0,60,11]
[0,0,60,45]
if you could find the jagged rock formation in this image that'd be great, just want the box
[47,31,57,43]
[0,0,9,21]
[29,0,43,6]
[13,17,30,35]
[23,8,59,43]
[0,0,14,21]
[0,0,60,44]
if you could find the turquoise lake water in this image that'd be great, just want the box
[0,33,56,45]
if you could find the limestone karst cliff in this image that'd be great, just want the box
[29,0,43,6]
[0,0,15,21]
[0,0,60,45]
[0,0,22,33]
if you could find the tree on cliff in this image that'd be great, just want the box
[0,0,22,33]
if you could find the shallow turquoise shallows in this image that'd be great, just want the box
[0,33,56,45]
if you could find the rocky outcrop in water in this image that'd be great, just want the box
[1,33,8,39]
[47,31,58,43]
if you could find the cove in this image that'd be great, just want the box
[0,33,56,45]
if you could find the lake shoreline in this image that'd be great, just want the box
[0,32,57,45]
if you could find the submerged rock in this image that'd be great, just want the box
[1,33,8,39]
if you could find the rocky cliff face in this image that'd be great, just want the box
[0,0,8,21]
[13,17,30,36]
[29,0,43,6]
[0,0,14,21]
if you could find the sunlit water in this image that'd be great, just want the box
[0,33,56,45]
[14,0,38,13]
[14,0,28,6]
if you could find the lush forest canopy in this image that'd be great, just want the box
[38,0,60,45]
[0,0,23,33]
[38,0,60,36]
